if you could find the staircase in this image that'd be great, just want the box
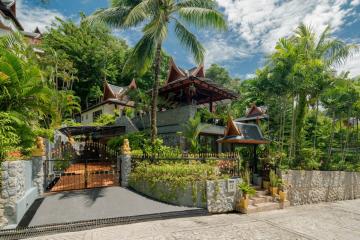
[236,187,290,214]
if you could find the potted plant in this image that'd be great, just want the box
[278,180,288,202]
[237,182,256,212]
[269,170,279,196]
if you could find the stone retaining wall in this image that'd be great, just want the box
[130,180,207,208]
[0,157,45,228]
[280,170,360,206]
[206,178,242,213]
[130,178,242,213]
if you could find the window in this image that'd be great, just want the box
[93,110,103,121]
[81,116,84,121]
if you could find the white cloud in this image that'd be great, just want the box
[16,0,65,32]
[202,36,250,66]
[337,52,360,77]
[351,0,360,6]
[216,0,357,54]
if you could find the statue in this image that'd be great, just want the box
[121,139,131,155]
[69,137,75,145]
[32,137,45,156]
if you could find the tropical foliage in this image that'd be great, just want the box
[90,0,227,144]
[231,25,359,171]
[0,33,77,159]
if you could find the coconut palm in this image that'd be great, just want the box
[89,0,226,144]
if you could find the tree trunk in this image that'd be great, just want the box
[327,112,336,162]
[294,93,307,161]
[313,99,319,150]
[289,96,296,161]
[150,43,162,145]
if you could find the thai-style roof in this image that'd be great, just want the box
[235,104,269,122]
[103,79,137,101]
[159,59,237,105]
[0,0,23,30]
[217,117,269,145]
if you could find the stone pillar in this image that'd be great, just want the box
[32,136,46,195]
[32,156,45,196]
[0,161,26,226]
[120,139,132,187]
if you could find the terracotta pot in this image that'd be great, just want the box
[279,190,287,202]
[270,187,278,196]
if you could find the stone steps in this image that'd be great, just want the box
[237,186,290,214]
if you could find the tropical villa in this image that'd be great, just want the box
[0,0,42,43]
[68,59,271,154]
[80,80,137,124]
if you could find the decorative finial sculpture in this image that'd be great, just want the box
[69,137,75,145]
[121,139,131,155]
[32,137,45,156]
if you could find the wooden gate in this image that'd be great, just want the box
[45,142,120,192]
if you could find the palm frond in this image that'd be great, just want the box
[123,34,157,76]
[174,19,205,63]
[177,0,216,9]
[86,7,131,28]
[143,13,168,42]
[178,7,226,30]
[122,0,157,28]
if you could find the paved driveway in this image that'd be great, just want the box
[28,199,360,240]
[25,186,199,227]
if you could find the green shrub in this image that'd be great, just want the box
[129,161,221,202]
[238,182,256,197]
[107,132,146,151]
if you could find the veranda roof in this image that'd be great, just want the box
[159,76,238,105]
[217,118,269,145]
[59,125,125,139]
[158,59,238,106]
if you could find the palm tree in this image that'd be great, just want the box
[89,0,226,144]
[181,114,208,153]
[270,24,358,161]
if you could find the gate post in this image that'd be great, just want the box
[120,139,132,187]
[32,137,46,196]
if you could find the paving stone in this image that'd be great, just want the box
[26,199,360,240]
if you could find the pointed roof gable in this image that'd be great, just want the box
[0,0,23,30]
[224,116,241,136]
[166,58,205,84]
[128,78,137,90]
[103,82,117,101]
[34,26,42,35]
[103,80,137,101]
[217,117,269,145]
[246,104,267,118]
[166,58,186,84]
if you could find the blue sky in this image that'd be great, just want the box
[16,0,360,79]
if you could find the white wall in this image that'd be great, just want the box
[81,103,128,124]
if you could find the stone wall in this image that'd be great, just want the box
[0,157,45,229]
[130,178,242,213]
[280,170,360,206]
[206,178,242,213]
[130,180,207,208]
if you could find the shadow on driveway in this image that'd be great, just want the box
[21,186,200,227]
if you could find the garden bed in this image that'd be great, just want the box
[129,161,241,212]
[129,162,217,208]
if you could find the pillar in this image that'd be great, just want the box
[120,139,132,187]
[32,137,45,195]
